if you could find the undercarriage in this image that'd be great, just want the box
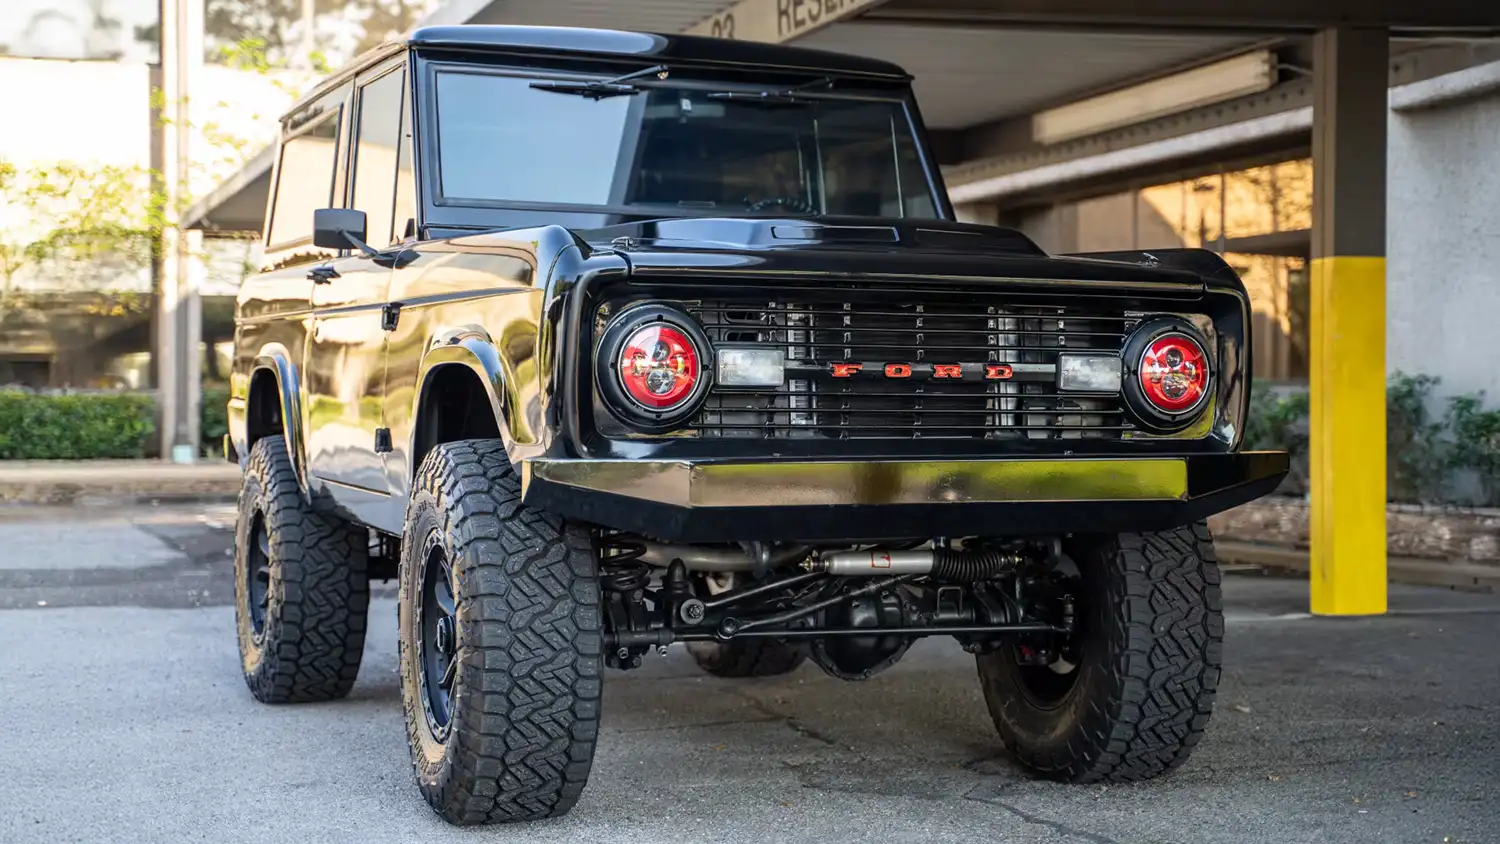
[598,535,1079,680]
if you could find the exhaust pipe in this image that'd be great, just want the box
[816,548,1022,580]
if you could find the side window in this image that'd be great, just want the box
[266,108,341,248]
[392,80,416,242]
[350,67,405,248]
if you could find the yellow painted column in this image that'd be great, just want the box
[1309,257,1387,615]
[1308,27,1389,615]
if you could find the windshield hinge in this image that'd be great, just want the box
[381,302,401,331]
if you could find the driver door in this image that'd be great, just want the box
[302,60,407,515]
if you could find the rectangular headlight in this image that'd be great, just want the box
[716,348,784,387]
[1058,354,1122,393]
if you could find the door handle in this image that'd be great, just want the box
[307,265,340,284]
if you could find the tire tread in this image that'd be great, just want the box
[401,440,601,825]
[980,522,1222,783]
[236,436,368,704]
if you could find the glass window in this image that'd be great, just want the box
[1223,166,1280,240]
[393,80,417,242]
[1271,159,1312,232]
[435,72,636,207]
[434,71,939,219]
[1042,157,1314,380]
[351,68,404,247]
[1137,175,1223,249]
[267,108,341,247]
[1225,253,1309,380]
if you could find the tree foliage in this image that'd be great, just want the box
[0,160,157,302]
[205,0,435,69]
[0,38,309,307]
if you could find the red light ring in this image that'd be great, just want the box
[615,324,701,410]
[1138,332,1209,414]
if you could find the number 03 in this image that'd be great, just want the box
[709,13,736,38]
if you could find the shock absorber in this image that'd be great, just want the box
[815,548,1022,581]
[599,536,653,668]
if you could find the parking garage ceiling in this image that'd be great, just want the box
[185,0,1500,231]
[463,0,1263,129]
[798,23,1257,128]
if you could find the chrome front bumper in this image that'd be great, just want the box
[520,452,1289,543]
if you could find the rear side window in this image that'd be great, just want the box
[267,108,341,248]
[350,68,405,247]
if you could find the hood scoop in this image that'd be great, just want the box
[770,224,897,244]
[913,226,1041,254]
[582,217,1044,255]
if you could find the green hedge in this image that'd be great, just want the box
[0,390,157,459]
[0,388,231,460]
[200,386,230,458]
[1246,372,1500,506]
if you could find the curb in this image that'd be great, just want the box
[1216,540,1500,594]
[0,462,241,508]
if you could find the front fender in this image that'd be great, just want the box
[412,326,533,461]
[248,345,310,496]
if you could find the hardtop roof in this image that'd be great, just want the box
[281,24,911,124]
[409,25,910,79]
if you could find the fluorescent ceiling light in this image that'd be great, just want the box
[1033,50,1276,145]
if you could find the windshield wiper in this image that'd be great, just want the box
[706,77,834,106]
[530,64,670,100]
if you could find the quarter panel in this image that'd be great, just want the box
[249,346,309,494]
[232,254,317,487]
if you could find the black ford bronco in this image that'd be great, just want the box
[226,24,1289,825]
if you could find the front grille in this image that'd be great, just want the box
[686,297,1137,440]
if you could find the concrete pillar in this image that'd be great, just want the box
[156,0,204,462]
[1309,27,1389,615]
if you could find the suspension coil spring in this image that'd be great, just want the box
[930,550,1022,581]
[600,537,651,594]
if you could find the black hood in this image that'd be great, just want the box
[579,216,1045,255]
[575,216,1214,293]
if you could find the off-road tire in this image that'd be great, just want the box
[234,435,369,704]
[687,639,806,678]
[399,439,602,825]
[977,522,1223,783]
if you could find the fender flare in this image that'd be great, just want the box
[411,327,523,470]
[249,345,310,497]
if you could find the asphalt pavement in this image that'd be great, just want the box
[1,503,1497,844]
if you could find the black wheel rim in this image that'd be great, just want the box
[417,531,459,741]
[246,511,271,642]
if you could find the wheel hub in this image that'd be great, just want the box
[417,533,459,741]
[245,511,271,642]
[435,616,455,655]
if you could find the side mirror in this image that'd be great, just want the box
[313,208,368,250]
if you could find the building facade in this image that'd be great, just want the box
[0,0,437,389]
[7,1,1500,409]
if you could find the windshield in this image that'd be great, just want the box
[433,69,940,219]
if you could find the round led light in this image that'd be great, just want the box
[1139,333,1209,414]
[617,324,700,409]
